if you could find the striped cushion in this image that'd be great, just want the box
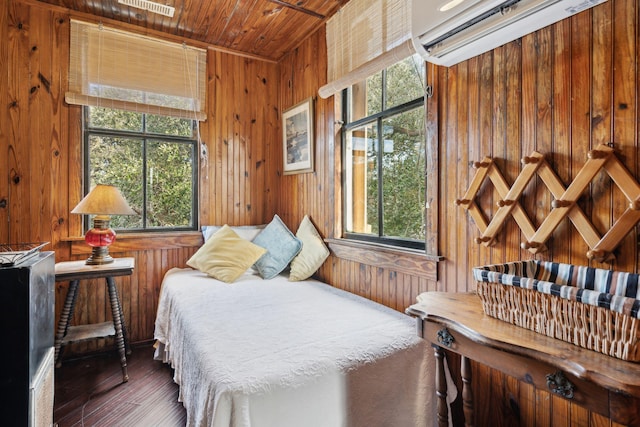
[473,260,640,318]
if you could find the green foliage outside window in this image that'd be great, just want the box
[380,110,426,241]
[85,106,197,231]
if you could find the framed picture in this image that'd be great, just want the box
[282,97,314,175]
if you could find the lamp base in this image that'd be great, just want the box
[84,217,116,265]
[86,246,115,265]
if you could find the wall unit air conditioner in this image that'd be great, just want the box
[412,0,607,67]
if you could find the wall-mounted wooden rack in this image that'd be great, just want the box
[456,144,640,262]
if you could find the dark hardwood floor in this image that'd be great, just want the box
[54,343,187,426]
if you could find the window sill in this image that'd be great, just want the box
[325,238,442,281]
[64,231,203,255]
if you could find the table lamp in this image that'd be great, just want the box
[71,184,136,265]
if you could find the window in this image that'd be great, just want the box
[343,54,426,249]
[83,106,198,231]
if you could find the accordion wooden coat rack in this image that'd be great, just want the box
[456,143,640,262]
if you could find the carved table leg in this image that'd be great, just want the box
[433,344,449,427]
[462,355,475,427]
[107,277,129,382]
[112,279,131,355]
[54,280,80,367]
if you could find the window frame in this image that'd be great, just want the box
[341,68,427,251]
[81,106,199,233]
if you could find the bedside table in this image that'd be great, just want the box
[54,257,134,382]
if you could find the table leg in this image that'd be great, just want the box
[433,344,449,427]
[462,356,475,427]
[54,280,80,367]
[107,277,129,382]
[112,280,131,355]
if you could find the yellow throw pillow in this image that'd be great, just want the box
[187,225,267,283]
[289,216,330,281]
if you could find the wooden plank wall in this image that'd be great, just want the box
[437,0,640,292]
[1,0,280,355]
[277,1,638,425]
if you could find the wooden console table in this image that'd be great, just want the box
[406,292,640,427]
[54,257,134,382]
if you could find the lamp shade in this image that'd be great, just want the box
[71,184,136,215]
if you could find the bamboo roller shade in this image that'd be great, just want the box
[66,19,207,120]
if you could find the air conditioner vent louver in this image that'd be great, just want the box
[118,0,175,18]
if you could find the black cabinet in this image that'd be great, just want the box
[0,251,55,426]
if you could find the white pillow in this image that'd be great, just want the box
[202,224,266,242]
[289,216,330,281]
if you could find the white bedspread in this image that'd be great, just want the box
[154,268,432,427]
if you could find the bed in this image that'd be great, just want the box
[153,217,433,426]
[154,267,433,427]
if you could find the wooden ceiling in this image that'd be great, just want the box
[35,0,348,61]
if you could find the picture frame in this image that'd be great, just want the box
[282,97,314,175]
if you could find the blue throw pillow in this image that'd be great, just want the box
[252,215,302,279]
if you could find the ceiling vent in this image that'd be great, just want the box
[118,0,175,18]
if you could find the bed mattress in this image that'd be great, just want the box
[154,268,431,427]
